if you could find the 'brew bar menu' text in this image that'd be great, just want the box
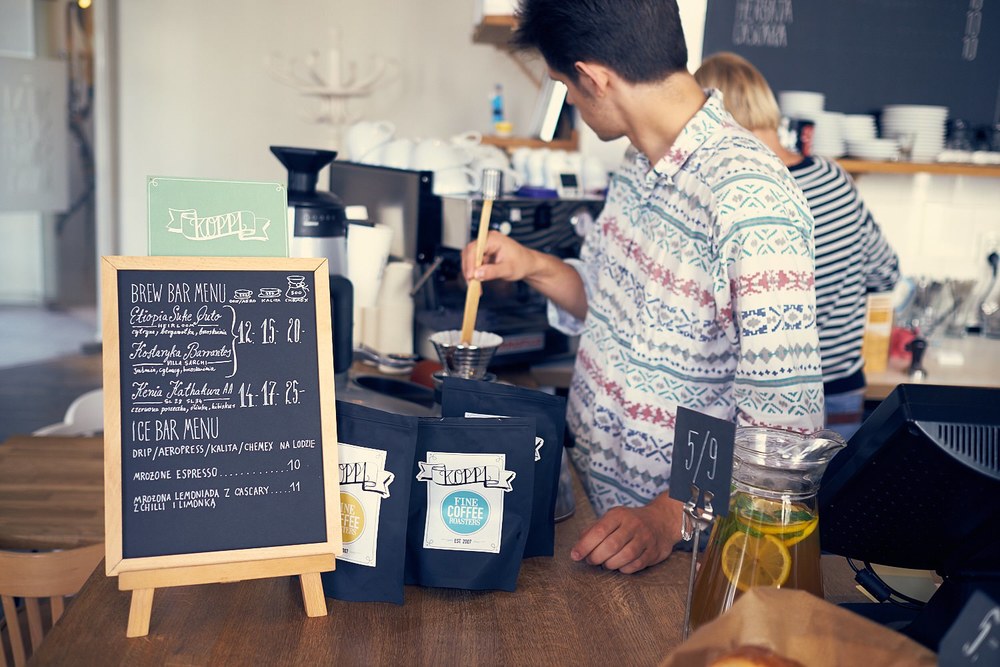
[117,269,327,558]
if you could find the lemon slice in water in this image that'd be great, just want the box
[735,495,818,546]
[776,517,818,546]
[720,531,792,592]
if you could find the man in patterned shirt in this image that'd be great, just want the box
[462,0,824,573]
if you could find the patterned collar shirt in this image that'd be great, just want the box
[550,90,824,515]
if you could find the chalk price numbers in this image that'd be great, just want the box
[237,379,304,408]
[233,316,304,345]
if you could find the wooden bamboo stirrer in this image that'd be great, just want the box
[460,169,502,345]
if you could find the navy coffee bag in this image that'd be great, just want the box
[440,377,567,557]
[405,417,535,591]
[321,401,418,605]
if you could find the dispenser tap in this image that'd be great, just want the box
[906,336,929,381]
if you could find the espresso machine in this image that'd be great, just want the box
[328,161,605,367]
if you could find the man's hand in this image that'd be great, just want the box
[461,230,538,283]
[570,492,684,574]
[460,230,588,320]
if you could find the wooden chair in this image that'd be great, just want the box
[0,543,104,667]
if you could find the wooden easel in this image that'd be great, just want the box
[119,554,333,637]
[100,257,342,639]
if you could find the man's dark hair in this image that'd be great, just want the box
[513,0,688,84]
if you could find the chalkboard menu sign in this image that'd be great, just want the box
[702,1,1000,128]
[101,256,340,575]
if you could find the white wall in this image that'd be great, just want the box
[855,174,1000,281]
[114,0,545,256]
[0,1,50,304]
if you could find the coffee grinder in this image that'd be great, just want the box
[270,146,353,377]
[270,146,350,276]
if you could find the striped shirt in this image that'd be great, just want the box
[550,91,824,515]
[788,157,900,393]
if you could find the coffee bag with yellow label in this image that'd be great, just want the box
[321,401,417,604]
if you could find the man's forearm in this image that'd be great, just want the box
[524,249,588,321]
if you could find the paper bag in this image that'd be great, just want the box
[660,588,935,667]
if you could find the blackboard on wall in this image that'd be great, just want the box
[102,256,341,574]
[702,0,1000,127]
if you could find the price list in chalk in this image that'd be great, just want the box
[117,269,328,558]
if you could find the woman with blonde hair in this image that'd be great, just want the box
[696,52,901,439]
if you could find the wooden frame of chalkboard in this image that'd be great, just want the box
[101,256,340,636]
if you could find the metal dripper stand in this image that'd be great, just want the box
[681,484,716,640]
[428,168,504,384]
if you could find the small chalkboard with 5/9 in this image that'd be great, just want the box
[668,407,736,517]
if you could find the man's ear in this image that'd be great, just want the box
[574,61,612,97]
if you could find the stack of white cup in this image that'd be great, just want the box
[347,222,394,349]
[373,261,415,373]
[511,148,608,194]
[343,119,610,196]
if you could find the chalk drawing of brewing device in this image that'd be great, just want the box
[166,208,270,241]
[285,275,309,301]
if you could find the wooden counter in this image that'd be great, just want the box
[29,470,866,666]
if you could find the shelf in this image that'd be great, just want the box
[473,15,518,44]
[481,131,578,152]
[837,158,1000,178]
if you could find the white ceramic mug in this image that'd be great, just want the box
[511,147,532,186]
[544,150,569,190]
[450,130,483,148]
[564,151,583,174]
[470,143,510,166]
[432,166,479,195]
[413,139,473,171]
[346,120,396,162]
[581,155,610,193]
[498,168,523,194]
[470,150,511,173]
[525,148,551,188]
[377,138,415,170]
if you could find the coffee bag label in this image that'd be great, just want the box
[465,412,544,462]
[338,442,394,567]
[417,451,514,554]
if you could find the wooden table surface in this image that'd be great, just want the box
[0,434,104,550]
[29,465,868,667]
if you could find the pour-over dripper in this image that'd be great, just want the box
[429,329,502,380]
